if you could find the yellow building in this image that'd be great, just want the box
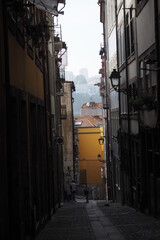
[75,115,105,199]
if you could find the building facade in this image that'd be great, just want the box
[98,0,160,217]
[0,0,70,239]
[74,116,106,199]
[61,81,75,194]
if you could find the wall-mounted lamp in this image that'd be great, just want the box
[98,136,104,145]
[97,154,105,163]
[99,47,105,56]
[98,153,101,161]
[109,69,127,94]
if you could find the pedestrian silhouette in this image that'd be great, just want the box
[84,184,89,203]
[70,180,76,201]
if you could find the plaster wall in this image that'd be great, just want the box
[130,119,139,135]
[140,110,157,128]
[110,91,119,109]
[78,127,105,198]
[128,60,137,83]
[119,68,126,85]
[8,32,44,100]
[137,0,155,57]
[61,83,74,177]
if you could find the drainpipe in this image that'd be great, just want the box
[103,0,110,205]
[46,39,56,214]
[123,0,133,206]
[71,84,76,181]
[2,0,10,238]
[134,2,140,211]
[115,0,121,205]
[42,34,51,217]
[154,0,159,217]
[154,0,160,125]
[115,0,124,205]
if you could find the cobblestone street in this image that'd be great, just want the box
[35,201,96,240]
[35,198,160,240]
[97,202,160,240]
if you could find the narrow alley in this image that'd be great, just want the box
[35,197,160,240]
[1,0,160,239]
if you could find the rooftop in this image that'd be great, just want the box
[81,102,102,109]
[74,115,102,127]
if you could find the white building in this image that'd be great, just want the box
[99,0,160,217]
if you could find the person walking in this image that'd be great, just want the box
[84,184,89,203]
[70,180,76,201]
[64,182,70,201]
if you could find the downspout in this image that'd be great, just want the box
[103,0,110,205]
[123,0,133,205]
[53,18,63,208]
[46,40,55,215]
[42,34,51,217]
[71,84,75,181]
[154,0,160,125]
[115,0,124,205]
[52,16,59,212]
[2,0,10,238]
[154,0,159,217]
[134,3,140,211]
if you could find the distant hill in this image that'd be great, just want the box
[87,76,100,85]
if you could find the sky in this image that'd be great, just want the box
[58,0,103,78]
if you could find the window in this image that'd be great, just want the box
[117,5,135,65]
[75,121,82,126]
[126,6,134,57]
[61,105,67,119]
[26,2,35,58]
[126,13,130,57]
[139,59,157,98]
[118,23,125,66]
[7,0,25,46]
[111,110,119,138]
[129,83,138,113]
[117,5,125,66]
[121,93,128,114]
[125,6,135,58]
[130,8,134,53]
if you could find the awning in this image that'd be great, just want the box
[29,0,58,15]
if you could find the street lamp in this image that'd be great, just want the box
[98,153,101,161]
[97,153,105,163]
[109,68,120,90]
[98,136,104,145]
[109,69,127,94]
